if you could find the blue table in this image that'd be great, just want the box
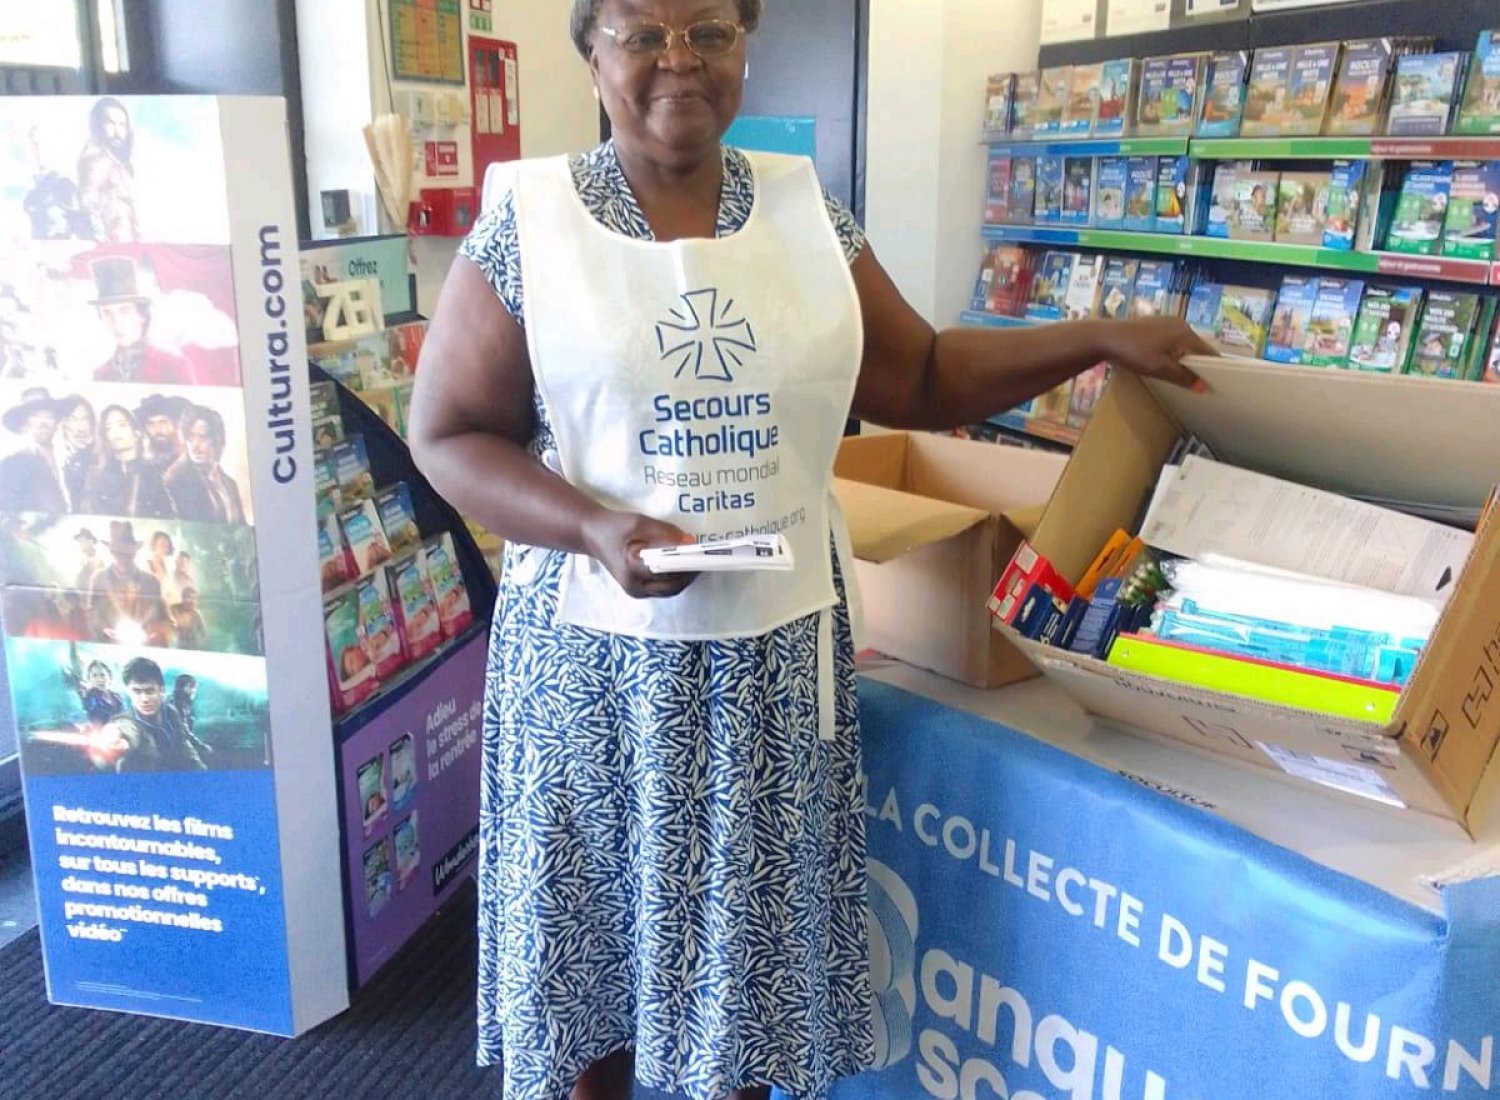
[831,678,1500,1100]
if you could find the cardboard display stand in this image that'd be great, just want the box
[0,99,483,1032]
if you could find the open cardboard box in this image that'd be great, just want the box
[1004,357,1500,831]
[834,432,1066,688]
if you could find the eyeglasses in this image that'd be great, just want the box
[598,19,745,59]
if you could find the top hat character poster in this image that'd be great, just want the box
[0,97,230,246]
[0,242,240,387]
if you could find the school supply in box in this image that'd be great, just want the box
[1107,634,1402,723]
[987,359,1500,825]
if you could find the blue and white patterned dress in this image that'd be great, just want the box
[459,142,874,1100]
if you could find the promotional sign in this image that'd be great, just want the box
[835,682,1500,1100]
[339,633,484,986]
[0,96,345,1034]
[300,235,415,326]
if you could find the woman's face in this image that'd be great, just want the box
[589,0,746,164]
[101,409,138,460]
[151,534,171,559]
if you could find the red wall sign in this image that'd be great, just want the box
[469,37,521,177]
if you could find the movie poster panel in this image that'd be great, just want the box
[0,242,240,387]
[0,96,229,245]
[1,513,260,654]
[0,380,254,524]
[6,637,270,777]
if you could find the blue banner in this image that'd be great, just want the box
[26,770,293,1034]
[834,681,1500,1100]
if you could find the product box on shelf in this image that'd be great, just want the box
[832,432,1066,688]
[999,360,1500,829]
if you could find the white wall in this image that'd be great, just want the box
[298,0,600,314]
[866,0,1042,326]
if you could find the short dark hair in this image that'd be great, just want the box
[569,0,763,58]
[122,657,164,687]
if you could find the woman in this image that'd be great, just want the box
[408,4,1214,1099]
[81,405,174,519]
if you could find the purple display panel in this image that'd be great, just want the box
[339,634,485,986]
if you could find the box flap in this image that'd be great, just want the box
[833,478,990,564]
[1148,357,1500,510]
[1006,503,1047,540]
[1396,505,1500,818]
[1032,371,1180,584]
[832,431,910,488]
[904,433,1067,513]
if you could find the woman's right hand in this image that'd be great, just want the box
[580,508,700,600]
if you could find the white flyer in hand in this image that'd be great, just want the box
[640,534,795,574]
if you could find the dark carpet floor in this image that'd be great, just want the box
[0,883,683,1100]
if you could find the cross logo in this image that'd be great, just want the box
[655,288,757,383]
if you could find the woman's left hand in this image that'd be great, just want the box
[1100,317,1217,390]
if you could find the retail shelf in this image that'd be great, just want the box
[987,409,1083,447]
[959,310,1040,328]
[1190,135,1500,161]
[982,134,1190,157]
[979,224,1497,284]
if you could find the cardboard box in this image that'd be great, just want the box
[1005,358,1500,829]
[833,432,1066,687]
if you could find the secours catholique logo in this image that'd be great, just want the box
[655,288,758,383]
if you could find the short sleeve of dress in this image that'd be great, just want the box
[457,190,526,327]
[822,191,867,265]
